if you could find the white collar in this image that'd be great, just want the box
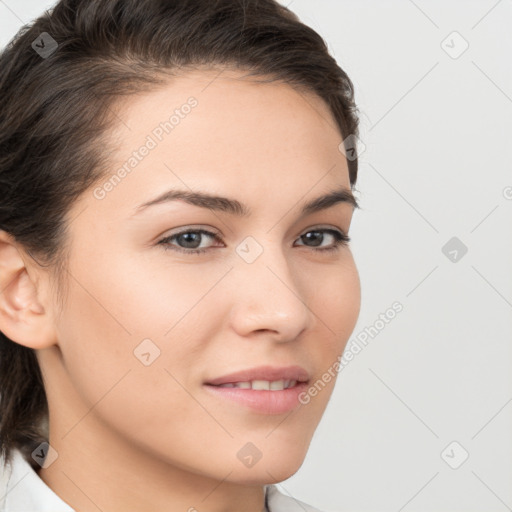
[1,448,322,511]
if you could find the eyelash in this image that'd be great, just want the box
[157,227,351,255]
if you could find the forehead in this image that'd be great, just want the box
[80,68,350,220]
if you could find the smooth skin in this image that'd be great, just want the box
[0,68,361,512]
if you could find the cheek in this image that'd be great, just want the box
[334,260,361,341]
[309,255,361,349]
[53,275,218,464]
[53,255,226,423]
[49,247,361,481]
[289,255,360,410]
[119,256,232,336]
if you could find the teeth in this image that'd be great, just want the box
[217,379,298,390]
[269,380,284,390]
[253,380,271,390]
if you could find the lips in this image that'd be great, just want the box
[204,365,310,387]
[203,365,311,414]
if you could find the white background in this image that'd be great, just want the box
[1,1,511,511]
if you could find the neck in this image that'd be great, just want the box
[37,422,267,512]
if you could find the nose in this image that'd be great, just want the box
[228,242,312,343]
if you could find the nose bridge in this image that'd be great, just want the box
[228,234,311,339]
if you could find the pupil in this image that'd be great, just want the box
[304,231,322,246]
[179,232,201,248]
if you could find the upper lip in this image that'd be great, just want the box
[204,365,310,386]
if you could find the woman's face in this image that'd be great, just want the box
[38,68,361,486]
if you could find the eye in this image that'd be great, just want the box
[158,228,221,255]
[157,227,351,255]
[294,228,351,253]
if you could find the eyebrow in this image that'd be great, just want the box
[132,186,359,218]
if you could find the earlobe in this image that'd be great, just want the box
[0,230,57,349]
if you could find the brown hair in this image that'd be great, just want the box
[0,0,360,471]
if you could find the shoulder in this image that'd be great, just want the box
[0,447,75,512]
[265,484,324,512]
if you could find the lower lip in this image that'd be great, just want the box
[203,382,309,415]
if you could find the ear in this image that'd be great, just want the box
[0,230,58,349]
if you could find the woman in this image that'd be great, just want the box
[0,0,361,510]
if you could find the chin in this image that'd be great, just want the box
[226,450,307,485]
